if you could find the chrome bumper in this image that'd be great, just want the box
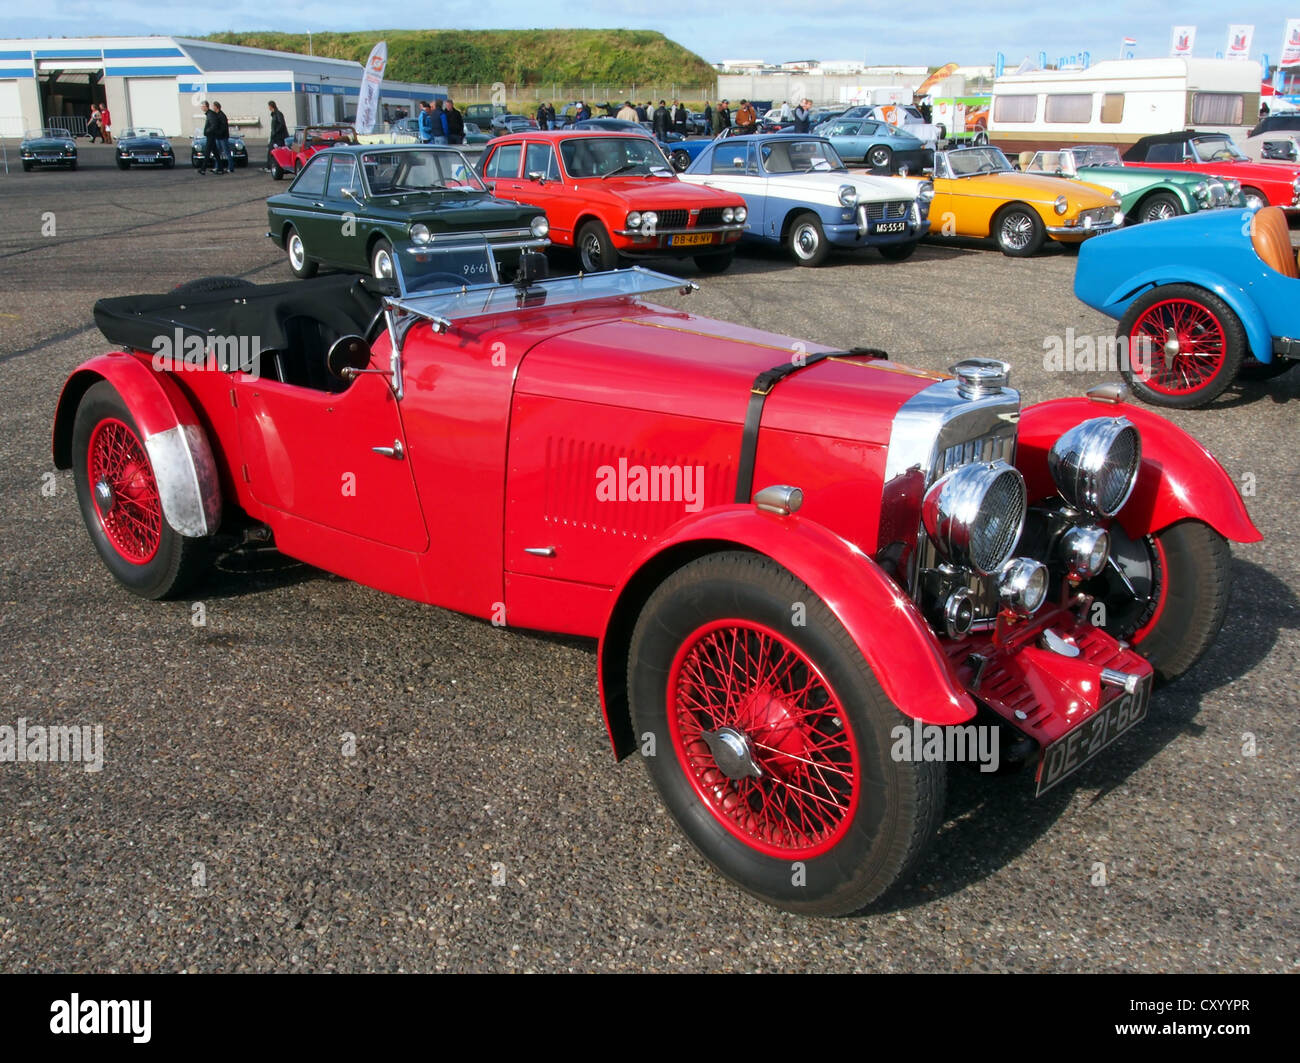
[1046,220,1123,237]
[615,223,745,238]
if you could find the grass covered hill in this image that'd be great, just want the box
[202,29,716,86]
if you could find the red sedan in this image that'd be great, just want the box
[481,130,748,273]
[269,124,359,181]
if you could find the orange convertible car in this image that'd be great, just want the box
[920,146,1123,256]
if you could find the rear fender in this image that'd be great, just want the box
[53,353,222,537]
[597,506,976,760]
[1017,397,1261,544]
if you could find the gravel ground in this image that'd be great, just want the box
[0,144,1296,972]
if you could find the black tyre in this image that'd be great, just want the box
[671,149,691,172]
[1083,521,1231,684]
[994,205,1045,256]
[786,211,829,267]
[694,250,734,274]
[867,145,893,171]
[577,220,619,272]
[370,237,395,280]
[270,159,285,180]
[1116,284,1245,407]
[172,276,255,295]
[973,131,989,146]
[284,225,318,279]
[21,161,32,172]
[879,241,919,261]
[162,158,174,169]
[1135,192,1183,223]
[117,159,129,170]
[68,160,77,171]
[628,551,945,916]
[72,381,209,600]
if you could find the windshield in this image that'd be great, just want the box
[759,138,846,174]
[123,128,165,139]
[560,136,673,178]
[394,240,500,294]
[940,147,1013,177]
[26,128,70,139]
[1073,145,1123,167]
[1191,136,1248,162]
[1028,150,1078,175]
[361,148,487,194]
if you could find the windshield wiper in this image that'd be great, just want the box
[601,163,641,179]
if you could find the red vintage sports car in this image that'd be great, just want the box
[1123,130,1300,213]
[53,244,1260,915]
[481,130,748,273]
[269,124,359,181]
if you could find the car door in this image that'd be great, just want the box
[481,140,524,198]
[283,155,340,265]
[690,141,762,235]
[510,141,571,241]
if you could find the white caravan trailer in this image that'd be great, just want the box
[988,58,1261,155]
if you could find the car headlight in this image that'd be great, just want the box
[162,143,172,152]
[626,211,642,229]
[1193,180,1209,199]
[921,460,1028,577]
[1054,194,1068,215]
[410,223,431,244]
[721,206,735,223]
[918,181,935,202]
[734,205,747,222]
[530,215,549,238]
[1061,525,1110,580]
[838,184,858,207]
[998,557,1049,617]
[1048,417,1141,518]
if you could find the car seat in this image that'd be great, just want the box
[1018,150,1034,171]
[1249,205,1299,279]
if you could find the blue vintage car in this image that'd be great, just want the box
[1074,205,1298,406]
[680,133,933,265]
[818,116,931,173]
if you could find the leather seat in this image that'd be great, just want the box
[1250,205,1299,278]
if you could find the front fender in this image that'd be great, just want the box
[1092,265,1272,363]
[597,506,976,760]
[53,353,222,538]
[1017,397,1261,544]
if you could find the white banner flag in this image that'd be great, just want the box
[355,41,387,134]
[1170,25,1197,57]
[1282,18,1300,66]
[1225,25,1254,60]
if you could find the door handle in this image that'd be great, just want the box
[312,201,325,207]
[372,440,404,459]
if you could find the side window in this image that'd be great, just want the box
[291,155,328,196]
[1100,93,1125,124]
[325,156,358,198]
[1144,142,1180,163]
[524,142,559,180]
[485,143,522,179]
[711,143,750,173]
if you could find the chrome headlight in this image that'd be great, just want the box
[1048,417,1141,518]
[922,461,1028,576]
[721,206,735,223]
[1054,194,1068,215]
[410,223,431,245]
[530,215,549,238]
[838,184,858,207]
[626,211,642,229]
[918,181,935,202]
[1193,180,1209,200]
[1061,525,1110,580]
[998,557,1049,617]
[734,205,748,222]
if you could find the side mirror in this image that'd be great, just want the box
[514,250,549,287]
[526,170,546,183]
[327,334,372,379]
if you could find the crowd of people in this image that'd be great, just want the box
[415,98,467,144]
[85,102,111,143]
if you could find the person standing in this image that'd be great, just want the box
[702,101,713,133]
[86,103,101,142]
[617,99,637,121]
[264,99,287,171]
[652,99,670,141]
[735,99,757,133]
[199,100,217,174]
[793,98,811,133]
[673,100,687,134]
[636,101,648,122]
[417,100,434,143]
[779,99,792,121]
[444,99,465,144]
[536,101,550,129]
[211,101,230,173]
[99,102,111,143]
[720,100,732,130]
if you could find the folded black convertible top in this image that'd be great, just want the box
[93,275,390,354]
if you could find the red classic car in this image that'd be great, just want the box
[1123,131,1300,212]
[481,130,748,273]
[53,245,1259,915]
[269,124,359,180]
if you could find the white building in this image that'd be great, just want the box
[0,36,448,139]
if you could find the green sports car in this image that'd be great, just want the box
[1026,144,1242,224]
[266,144,549,279]
[19,127,78,171]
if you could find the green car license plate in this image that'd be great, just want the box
[1036,673,1152,795]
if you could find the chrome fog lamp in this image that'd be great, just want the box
[1112,210,1124,225]
[998,557,1049,617]
[838,184,858,206]
[1054,194,1068,215]
[734,205,748,222]
[922,461,1028,576]
[1061,525,1110,580]
[943,587,976,638]
[530,215,549,238]
[1048,417,1141,518]
[410,223,431,245]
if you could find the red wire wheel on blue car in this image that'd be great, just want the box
[1117,284,1246,407]
[628,551,944,916]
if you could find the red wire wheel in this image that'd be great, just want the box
[666,618,859,858]
[87,417,162,564]
[1118,285,1245,407]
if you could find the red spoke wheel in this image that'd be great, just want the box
[628,551,944,915]
[1117,285,1245,407]
[71,381,209,599]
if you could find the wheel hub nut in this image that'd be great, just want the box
[94,478,115,513]
[700,726,762,780]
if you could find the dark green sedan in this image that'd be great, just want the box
[265,144,550,279]
[20,127,78,171]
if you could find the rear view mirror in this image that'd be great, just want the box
[514,251,549,288]
[327,334,372,379]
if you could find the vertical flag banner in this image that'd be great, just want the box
[1282,19,1300,66]
[1170,26,1197,57]
[355,41,388,134]
[994,51,1005,79]
[1226,25,1254,60]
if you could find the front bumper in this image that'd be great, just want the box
[1046,220,1123,240]
[613,224,745,255]
[825,210,930,246]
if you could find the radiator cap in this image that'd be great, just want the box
[950,358,1011,399]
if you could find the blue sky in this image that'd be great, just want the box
[6,2,1295,67]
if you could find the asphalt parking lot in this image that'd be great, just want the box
[0,144,1296,972]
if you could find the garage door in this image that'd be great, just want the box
[126,77,181,135]
[0,80,24,138]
